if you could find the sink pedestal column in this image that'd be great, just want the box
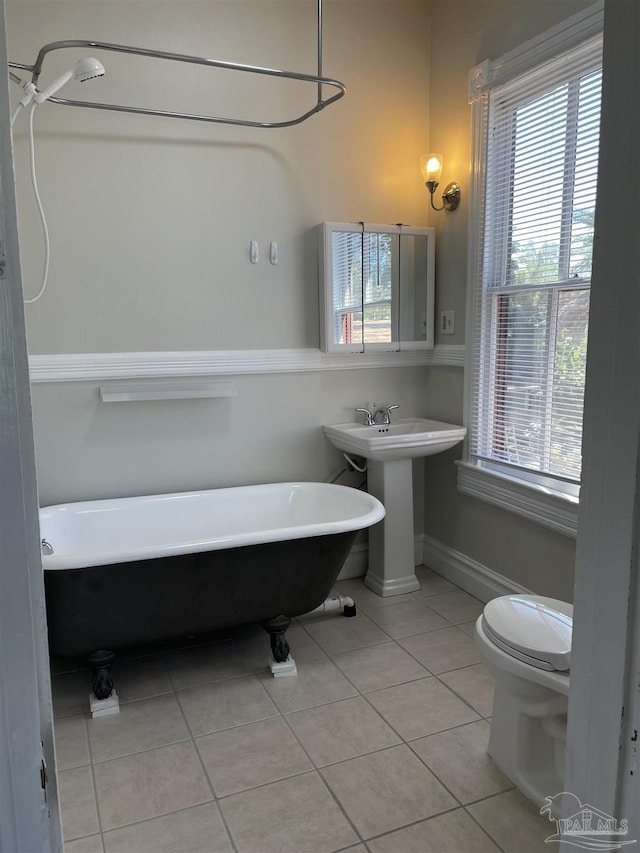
[365,458,420,597]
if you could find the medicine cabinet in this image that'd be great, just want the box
[319,222,435,353]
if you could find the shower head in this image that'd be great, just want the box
[72,57,106,82]
[34,56,105,103]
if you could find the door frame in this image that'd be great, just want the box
[0,1,61,849]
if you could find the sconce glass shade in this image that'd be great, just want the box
[419,153,461,212]
[420,153,443,184]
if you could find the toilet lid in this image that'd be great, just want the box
[482,595,573,672]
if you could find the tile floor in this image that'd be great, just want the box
[52,566,555,853]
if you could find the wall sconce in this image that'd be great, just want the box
[419,153,461,211]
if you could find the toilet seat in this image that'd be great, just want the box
[482,595,573,672]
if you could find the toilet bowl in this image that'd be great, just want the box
[474,594,572,810]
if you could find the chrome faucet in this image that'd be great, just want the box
[41,538,54,555]
[355,407,375,426]
[373,404,399,425]
[355,404,399,426]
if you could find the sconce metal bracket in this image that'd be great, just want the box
[426,180,461,212]
[442,182,461,211]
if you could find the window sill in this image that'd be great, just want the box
[456,460,578,538]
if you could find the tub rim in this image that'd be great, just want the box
[39,481,385,571]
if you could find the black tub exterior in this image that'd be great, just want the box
[44,530,357,659]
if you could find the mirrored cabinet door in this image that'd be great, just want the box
[319,222,434,353]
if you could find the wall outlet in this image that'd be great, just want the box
[440,310,455,335]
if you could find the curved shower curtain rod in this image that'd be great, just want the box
[8,0,346,128]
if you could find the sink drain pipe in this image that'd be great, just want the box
[342,452,367,473]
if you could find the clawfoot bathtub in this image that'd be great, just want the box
[41,482,384,699]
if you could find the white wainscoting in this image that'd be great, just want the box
[28,345,465,383]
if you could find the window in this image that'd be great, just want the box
[319,222,435,352]
[460,10,603,535]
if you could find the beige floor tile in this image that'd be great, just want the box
[367,808,501,852]
[285,623,327,660]
[54,714,89,770]
[52,669,92,718]
[50,575,522,853]
[64,835,104,853]
[88,693,190,762]
[58,765,100,840]
[103,802,232,853]
[286,696,400,766]
[301,611,390,655]
[467,789,554,852]
[164,641,253,690]
[94,741,212,830]
[197,717,312,796]
[439,663,496,717]
[322,745,455,839]
[260,658,357,714]
[399,627,482,673]
[426,590,485,624]
[234,622,326,669]
[109,655,173,702]
[178,675,278,736]
[411,720,512,803]
[332,642,430,693]
[365,600,451,639]
[367,677,479,740]
[414,565,458,597]
[242,622,326,672]
[220,772,359,853]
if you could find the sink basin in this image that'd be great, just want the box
[324,418,466,462]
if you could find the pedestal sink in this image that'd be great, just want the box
[324,418,466,597]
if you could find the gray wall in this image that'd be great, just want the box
[31,368,427,514]
[6,0,432,516]
[9,0,593,601]
[423,0,593,602]
[8,0,431,353]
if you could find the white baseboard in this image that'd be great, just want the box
[421,533,532,603]
[339,533,529,602]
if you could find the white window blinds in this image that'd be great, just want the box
[470,36,602,488]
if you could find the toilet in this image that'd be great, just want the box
[474,594,573,810]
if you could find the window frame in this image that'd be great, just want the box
[458,2,603,538]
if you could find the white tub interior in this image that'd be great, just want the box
[40,482,385,570]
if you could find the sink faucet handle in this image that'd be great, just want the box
[372,403,400,425]
[355,407,375,426]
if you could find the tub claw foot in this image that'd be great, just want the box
[262,615,291,663]
[271,632,290,662]
[87,649,116,701]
